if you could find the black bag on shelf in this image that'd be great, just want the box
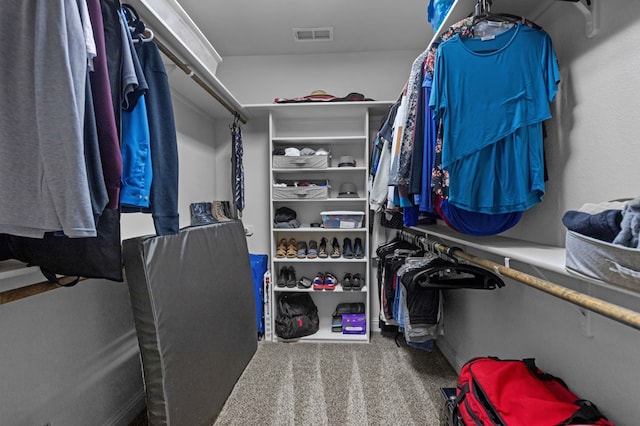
[333,302,365,315]
[275,292,319,339]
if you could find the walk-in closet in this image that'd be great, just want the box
[1,0,639,425]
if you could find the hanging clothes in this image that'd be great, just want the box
[0,0,96,238]
[430,22,560,214]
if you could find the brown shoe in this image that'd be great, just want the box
[286,238,297,258]
[276,238,287,258]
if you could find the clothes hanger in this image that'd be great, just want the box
[408,258,505,290]
[122,3,155,43]
[471,0,522,25]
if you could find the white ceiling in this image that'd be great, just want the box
[175,0,435,57]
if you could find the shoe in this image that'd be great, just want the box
[190,202,217,226]
[276,238,287,258]
[222,200,234,219]
[354,237,364,258]
[330,237,341,258]
[318,237,328,258]
[296,240,308,258]
[286,266,297,288]
[297,276,312,289]
[212,201,232,222]
[277,266,287,287]
[324,272,337,290]
[286,238,297,258]
[313,272,325,290]
[352,273,363,290]
[307,240,318,259]
[343,238,354,259]
[342,273,352,290]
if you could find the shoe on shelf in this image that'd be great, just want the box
[296,240,308,258]
[330,237,341,258]
[277,266,287,287]
[286,238,297,258]
[313,272,325,290]
[354,237,364,259]
[318,237,328,258]
[343,238,354,259]
[351,273,363,290]
[276,238,288,258]
[307,240,318,259]
[212,201,232,222]
[342,273,352,290]
[190,202,217,226]
[324,272,337,290]
[297,276,312,289]
[286,266,297,288]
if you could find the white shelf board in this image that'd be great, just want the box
[410,223,567,276]
[273,258,367,264]
[272,227,367,233]
[273,167,368,173]
[274,285,367,293]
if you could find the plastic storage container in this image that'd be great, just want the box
[320,211,365,229]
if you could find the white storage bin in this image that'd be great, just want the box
[273,180,329,200]
[272,154,330,169]
[565,230,640,293]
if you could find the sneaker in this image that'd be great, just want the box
[343,238,354,259]
[354,237,364,259]
[307,240,318,259]
[324,272,337,290]
[313,272,325,290]
[318,237,328,258]
[330,237,341,258]
[351,273,363,290]
[342,273,352,290]
[296,240,308,258]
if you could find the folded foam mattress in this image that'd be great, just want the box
[123,222,257,425]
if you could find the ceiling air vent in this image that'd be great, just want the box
[293,27,334,42]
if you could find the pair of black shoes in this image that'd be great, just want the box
[277,266,296,288]
[342,237,364,259]
[342,273,363,290]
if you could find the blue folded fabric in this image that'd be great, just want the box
[439,199,523,236]
[562,209,622,243]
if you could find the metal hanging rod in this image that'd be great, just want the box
[153,37,247,125]
[396,228,640,332]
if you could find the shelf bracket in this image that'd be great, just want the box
[564,0,600,38]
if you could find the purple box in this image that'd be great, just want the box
[342,313,366,335]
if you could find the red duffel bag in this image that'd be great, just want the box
[455,357,614,426]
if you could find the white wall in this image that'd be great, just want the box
[217,50,420,105]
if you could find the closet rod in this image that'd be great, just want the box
[153,38,247,125]
[396,229,640,332]
[0,276,86,305]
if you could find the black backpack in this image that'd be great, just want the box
[275,293,319,339]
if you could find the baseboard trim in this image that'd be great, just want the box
[436,336,461,371]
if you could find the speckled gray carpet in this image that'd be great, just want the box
[212,334,457,425]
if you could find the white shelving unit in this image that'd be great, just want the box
[266,102,388,343]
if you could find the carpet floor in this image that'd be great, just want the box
[212,333,458,425]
